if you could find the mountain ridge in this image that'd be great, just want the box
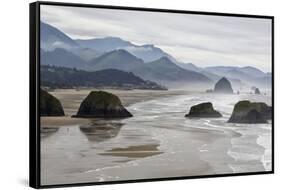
[41,21,78,50]
[41,65,167,90]
[40,21,271,88]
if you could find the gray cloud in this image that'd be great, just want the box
[41,5,272,72]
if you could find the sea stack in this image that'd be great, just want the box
[185,102,222,118]
[40,89,65,116]
[255,88,261,94]
[228,100,271,123]
[214,77,233,93]
[73,91,133,118]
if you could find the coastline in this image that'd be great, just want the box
[40,89,187,128]
[41,90,232,185]
[41,122,228,185]
[40,89,272,185]
[203,116,271,173]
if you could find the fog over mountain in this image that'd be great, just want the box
[41,21,176,63]
[76,37,133,52]
[41,5,271,72]
[87,49,211,85]
[41,48,88,69]
[41,22,78,51]
[205,66,271,88]
[89,49,144,72]
[138,57,211,84]
[76,37,175,62]
[40,21,271,89]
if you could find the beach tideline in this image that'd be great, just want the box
[40,89,271,185]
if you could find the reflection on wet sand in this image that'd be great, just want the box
[99,144,163,158]
[79,119,123,143]
[41,127,59,138]
[41,90,272,185]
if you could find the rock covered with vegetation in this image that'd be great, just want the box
[228,100,271,123]
[185,102,222,118]
[73,91,133,118]
[40,89,65,116]
[214,77,233,93]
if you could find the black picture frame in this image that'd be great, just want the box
[29,1,274,189]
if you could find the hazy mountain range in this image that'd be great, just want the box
[41,65,166,90]
[40,21,271,89]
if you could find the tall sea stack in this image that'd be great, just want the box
[255,88,261,94]
[214,77,233,93]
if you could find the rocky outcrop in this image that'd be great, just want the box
[73,91,133,118]
[251,102,272,120]
[244,109,267,123]
[228,100,271,123]
[255,88,261,94]
[185,102,222,118]
[214,77,233,93]
[40,89,65,116]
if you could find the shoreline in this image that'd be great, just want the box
[40,89,272,185]
[41,124,224,185]
[254,126,272,171]
[41,89,187,128]
[225,124,271,173]
[185,124,236,174]
[184,115,270,173]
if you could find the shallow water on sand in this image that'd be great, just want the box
[41,91,272,185]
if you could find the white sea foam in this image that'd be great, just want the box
[257,128,272,171]
[226,124,272,172]
[131,93,272,173]
[84,165,121,173]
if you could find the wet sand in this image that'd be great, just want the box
[41,123,232,185]
[99,144,163,158]
[40,89,271,185]
[41,89,186,127]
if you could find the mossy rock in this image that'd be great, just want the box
[214,77,233,93]
[228,100,271,123]
[73,91,133,118]
[40,89,65,116]
[251,102,272,120]
[185,102,222,118]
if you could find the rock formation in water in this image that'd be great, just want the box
[228,100,271,123]
[252,102,272,120]
[214,77,233,93]
[73,91,133,118]
[206,89,213,93]
[255,88,261,94]
[40,89,65,116]
[185,102,222,118]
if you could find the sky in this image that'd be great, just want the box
[41,5,272,72]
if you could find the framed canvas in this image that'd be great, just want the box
[29,1,274,188]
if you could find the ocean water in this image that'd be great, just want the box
[41,91,272,185]
[126,92,272,172]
